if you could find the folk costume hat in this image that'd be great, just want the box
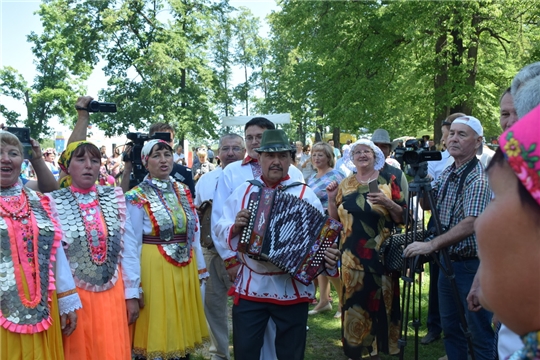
[255,129,294,153]
[141,139,173,168]
[58,140,96,188]
[500,103,540,206]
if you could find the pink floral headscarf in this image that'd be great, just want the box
[500,103,540,206]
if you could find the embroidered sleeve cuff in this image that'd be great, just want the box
[125,287,140,300]
[58,293,82,315]
[57,288,77,299]
[198,268,209,279]
[224,256,239,270]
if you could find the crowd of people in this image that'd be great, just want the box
[1,61,539,360]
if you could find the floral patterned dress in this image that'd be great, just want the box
[336,169,407,359]
[509,331,540,359]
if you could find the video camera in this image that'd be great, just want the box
[87,100,117,113]
[5,127,33,159]
[123,131,171,187]
[402,139,442,165]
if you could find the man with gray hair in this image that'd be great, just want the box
[475,61,540,360]
[511,61,540,119]
[404,116,494,360]
[195,134,246,360]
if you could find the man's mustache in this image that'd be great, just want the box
[269,166,283,171]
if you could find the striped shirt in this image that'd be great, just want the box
[307,169,346,210]
[433,158,490,257]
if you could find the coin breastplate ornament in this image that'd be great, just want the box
[52,186,122,291]
[0,187,56,333]
[138,178,196,266]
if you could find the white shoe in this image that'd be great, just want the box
[308,302,332,315]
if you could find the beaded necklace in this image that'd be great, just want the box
[9,214,41,308]
[1,188,41,308]
[0,190,35,263]
[0,190,31,221]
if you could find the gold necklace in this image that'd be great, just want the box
[356,169,377,184]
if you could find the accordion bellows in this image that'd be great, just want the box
[239,187,343,285]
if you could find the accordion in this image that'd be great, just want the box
[238,186,343,285]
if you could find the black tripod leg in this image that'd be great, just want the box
[398,189,425,360]
[398,189,417,360]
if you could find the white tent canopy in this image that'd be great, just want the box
[221,113,291,126]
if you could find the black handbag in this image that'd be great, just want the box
[379,227,425,272]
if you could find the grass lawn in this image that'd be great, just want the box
[194,266,447,360]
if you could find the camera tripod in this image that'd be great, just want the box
[397,162,476,360]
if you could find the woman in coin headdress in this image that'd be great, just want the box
[49,140,141,360]
[126,139,209,360]
[0,130,81,360]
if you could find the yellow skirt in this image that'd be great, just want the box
[0,291,64,360]
[133,244,208,359]
[63,270,131,360]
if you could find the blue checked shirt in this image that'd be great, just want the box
[433,158,490,257]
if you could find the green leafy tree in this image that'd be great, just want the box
[0,1,101,140]
[86,0,227,141]
[231,7,266,116]
[267,0,540,144]
[210,7,236,122]
[2,0,237,142]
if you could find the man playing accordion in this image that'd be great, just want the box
[215,129,341,360]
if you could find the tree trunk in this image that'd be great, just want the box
[433,32,448,145]
[315,110,324,143]
[244,65,249,116]
[332,126,340,146]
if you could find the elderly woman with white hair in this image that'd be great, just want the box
[327,138,408,360]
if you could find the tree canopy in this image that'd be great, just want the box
[266,0,540,143]
[2,0,540,144]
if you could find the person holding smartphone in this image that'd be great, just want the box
[306,142,345,318]
[326,138,408,360]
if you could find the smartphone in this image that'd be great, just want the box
[368,179,379,193]
[6,127,33,159]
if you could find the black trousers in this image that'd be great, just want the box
[232,299,308,360]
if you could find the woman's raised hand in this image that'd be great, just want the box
[326,181,339,202]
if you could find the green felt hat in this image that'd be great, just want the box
[255,129,294,153]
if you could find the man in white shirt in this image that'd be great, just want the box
[195,134,246,360]
[211,117,304,360]
[214,129,340,360]
[212,118,304,282]
[173,144,186,165]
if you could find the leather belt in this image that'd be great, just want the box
[143,234,187,245]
